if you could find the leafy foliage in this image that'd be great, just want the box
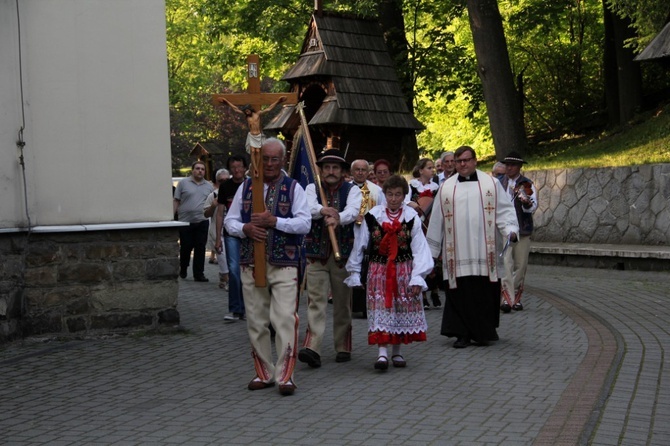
[166,0,670,171]
[503,0,605,137]
[606,0,670,50]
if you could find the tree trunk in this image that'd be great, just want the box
[378,0,419,171]
[603,4,620,127]
[611,9,642,123]
[466,0,527,160]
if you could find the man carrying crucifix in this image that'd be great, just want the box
[219,96,286,152]
[224,138,311,396]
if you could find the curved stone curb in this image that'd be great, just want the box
[528,285,621,445]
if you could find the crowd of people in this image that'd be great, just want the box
[173,140,538,396]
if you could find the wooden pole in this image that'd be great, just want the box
[296,103,341,262]
[249,147,267,287]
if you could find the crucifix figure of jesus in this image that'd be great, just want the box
[218,96,286,153]
[212,54,298,286]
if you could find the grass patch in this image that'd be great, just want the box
[481,102,670,171]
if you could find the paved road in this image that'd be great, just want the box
[1,263,668,445]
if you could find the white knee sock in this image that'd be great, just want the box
[392,345,401,357]
[378,346,388,359]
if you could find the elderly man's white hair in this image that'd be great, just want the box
[350,159,370,170]
[440,151,454,161]
[261,137,287,157]
[215,168,230,181]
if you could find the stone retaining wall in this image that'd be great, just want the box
[0,228,180,342]
[525,164,670,245]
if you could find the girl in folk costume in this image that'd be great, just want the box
[405,158,442,310]
[345,175,434,370]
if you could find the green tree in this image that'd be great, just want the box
[504,0,604,136]
[466,0,527,159]
[605,0,670,50]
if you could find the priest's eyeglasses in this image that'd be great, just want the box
[455,158,474,164]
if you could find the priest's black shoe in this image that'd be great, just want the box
[335,352,351,363]
[453,338,471,348]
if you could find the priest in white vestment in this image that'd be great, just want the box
[426,146,519,348]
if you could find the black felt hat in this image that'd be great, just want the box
[316,149,348,167]
[501,151,527,164]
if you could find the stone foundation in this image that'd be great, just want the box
[526,164,670,245]
[0,227,180,342]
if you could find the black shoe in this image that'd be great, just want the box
[453,338,470,349]
[500,303,512,313]
[335,352,351,363]
[431,293,441,308]
[374,356,389,371]
[179,268,187,279]
[512,302,524,311]
[298,348,321,368]
[423,297,430,310]
[193,275,209,282]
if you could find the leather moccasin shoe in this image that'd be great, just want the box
[248,377,275,391]
[278,379,296,396]
[513,302,524,311]
[500,303,512,313]
[298,348,321,368]
[335,352,351,363]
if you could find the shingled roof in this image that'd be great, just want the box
[277,12,423,130]
[635,21,670,61]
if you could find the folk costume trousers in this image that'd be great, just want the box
[241,263,300,385]
[303,254,353,355]
[501,235,532,305]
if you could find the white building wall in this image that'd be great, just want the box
[0,0,173,229]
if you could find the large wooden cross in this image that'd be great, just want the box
[212,55,297,111]
[212,55,298,287]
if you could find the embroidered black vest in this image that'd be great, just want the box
[364,213,415,265]
[305,181,355,261]
[499,174,534,236]
[409,184,437,203]
[239,174,302,267]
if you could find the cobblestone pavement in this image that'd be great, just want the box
[0,263,668,445]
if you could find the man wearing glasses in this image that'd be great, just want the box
[426,146,518,348]
[348,159,385,317]
[224,138,311,395]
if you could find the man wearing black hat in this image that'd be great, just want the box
[499,152,538,312]
[299,149,362,368]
